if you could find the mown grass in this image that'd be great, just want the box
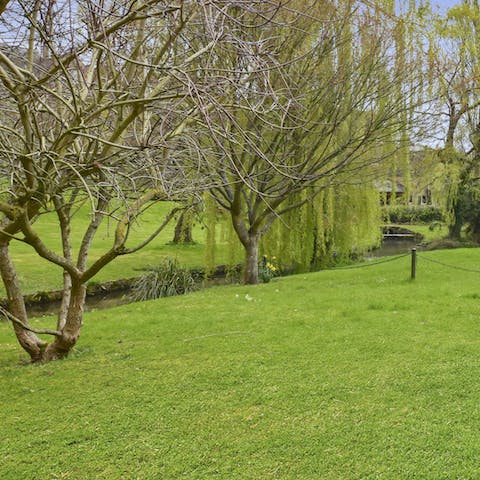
[2,248,480,479]
[4,202,239,295]
[403,223,449,242]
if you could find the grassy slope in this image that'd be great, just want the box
[2,248,480,479]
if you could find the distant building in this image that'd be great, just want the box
[376,179,432,206]
[376,180,404,205]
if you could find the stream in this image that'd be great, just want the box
[26,289,131,318]
[368,237,421,258]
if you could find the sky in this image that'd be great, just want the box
[431,0,462,11]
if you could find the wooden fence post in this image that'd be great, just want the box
[411,248,417,280]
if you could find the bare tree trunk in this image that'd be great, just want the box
[230,206,261,285]
[244,236,260,285]
[448,219,463,240]
[448,196,464,241]
[0,238,85,362]
[44,281,86,361]
[173,210,193,244]
[0,241,46,361]
[54,196,74,332]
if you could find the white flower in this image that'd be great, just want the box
[245,294,253,301]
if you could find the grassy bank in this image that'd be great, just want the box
[4,202,241,295]
[4,198,447,297]
[1,248,480,478]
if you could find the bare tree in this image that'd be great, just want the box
[0,0,282,361]
[0,0,429,361]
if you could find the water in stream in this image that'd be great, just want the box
[368,238,421,258]
[26,289,131,318]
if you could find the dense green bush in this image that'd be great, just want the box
[382,205,444,224]
[131,258,197,301]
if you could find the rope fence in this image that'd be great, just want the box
[329,252,411,271]
[329,247,480,279]
[416,253,480,274]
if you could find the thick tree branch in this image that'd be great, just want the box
[0,305,61,337]
[20,213,80,278]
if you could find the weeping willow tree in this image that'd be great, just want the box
[394,17,411,204]
[427,0,480,241]
[198,0,422,284]
[373,0,431,207]
[204,183,381,276]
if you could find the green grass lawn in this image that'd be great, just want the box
[2,248,480,478]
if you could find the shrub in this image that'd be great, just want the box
[382,205,444,224]
[131,258,197,301]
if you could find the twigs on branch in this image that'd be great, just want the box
[122,205,184,255]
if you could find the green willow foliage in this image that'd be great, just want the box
[259,185,381,271]
[204,185,381,275]
[202,0,422,281]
